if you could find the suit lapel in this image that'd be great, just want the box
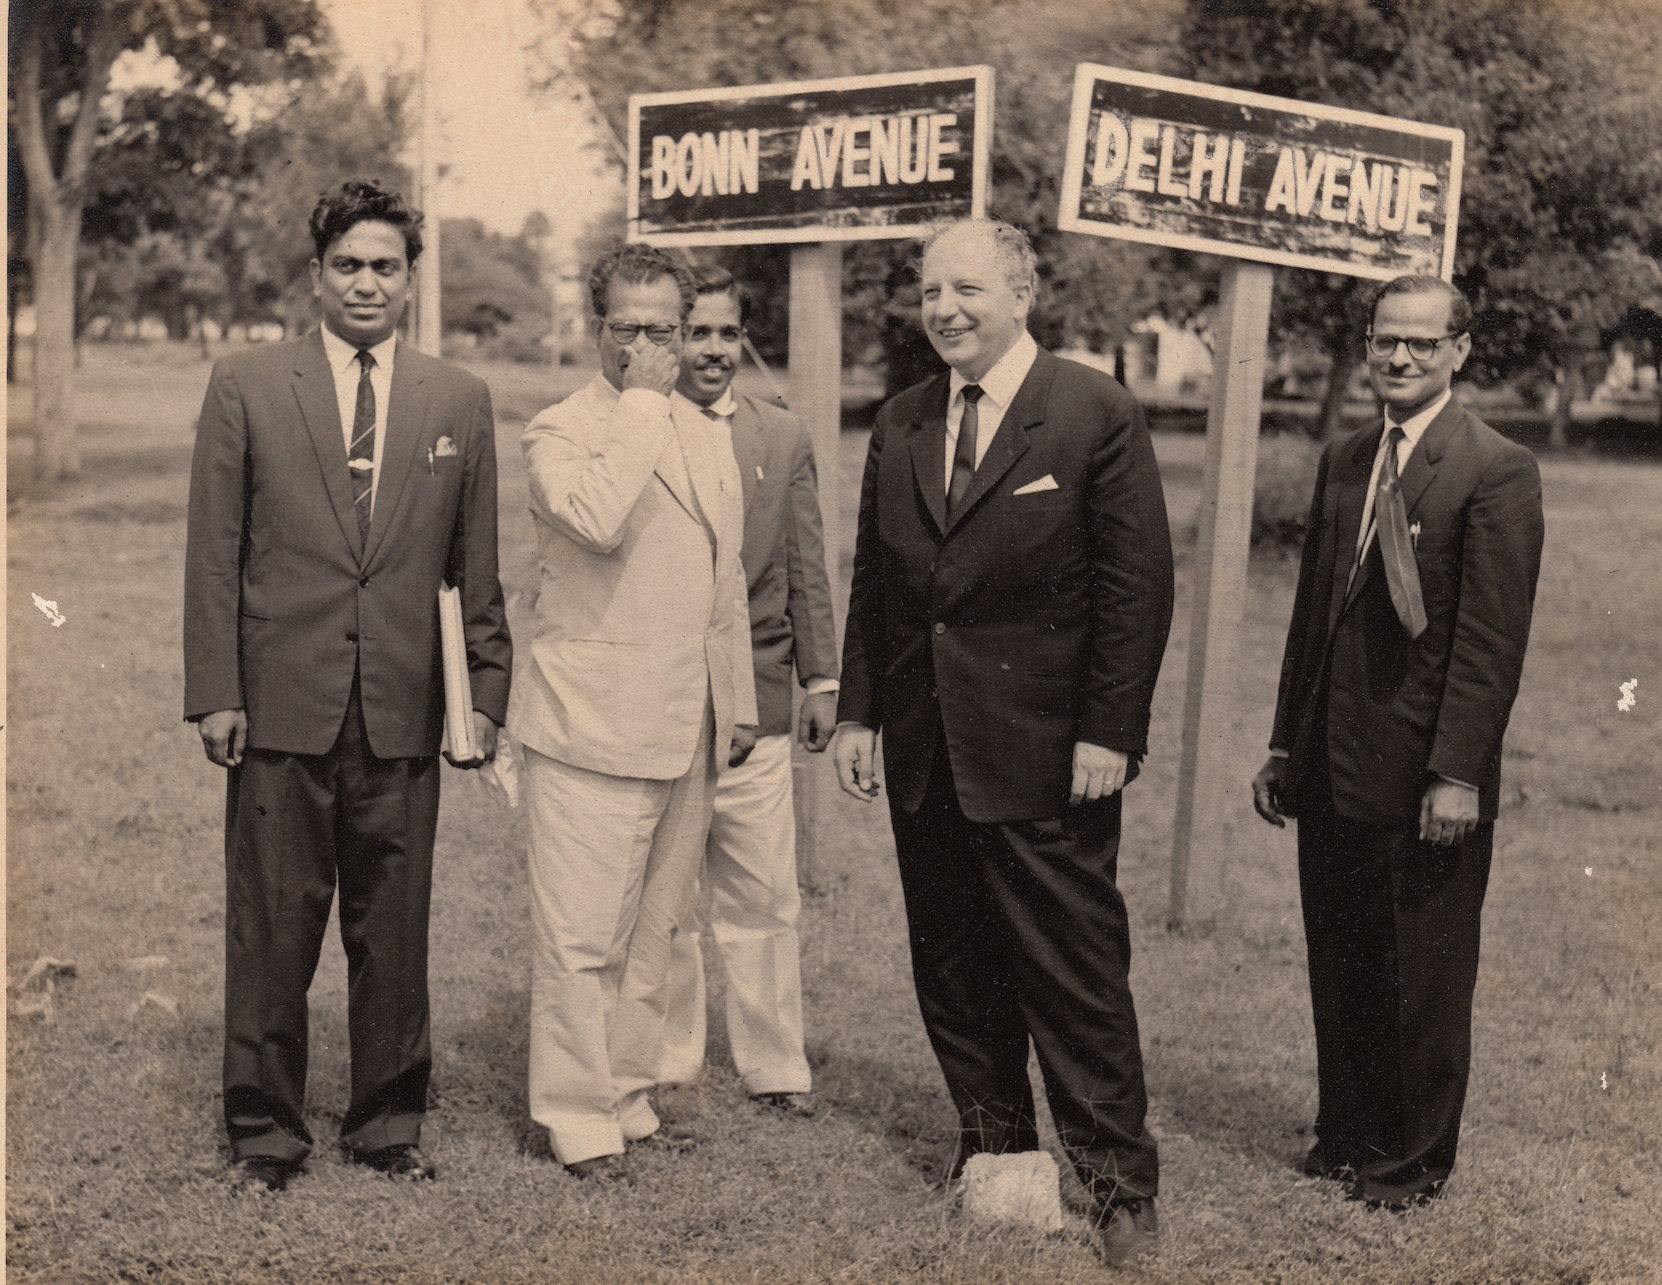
[1400,397,1458,518]
[293,331,365,560]
[363,342,431,567]
[907,373,951,537]
[1330,426,1382,629]
[661,403,712,533]
[730,396,761,517]
[943,349,1049,536]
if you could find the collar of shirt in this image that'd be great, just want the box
[320,325,398,383]
[1382,387,1451,465]
[1356,388,1451,556]
[673,388,737,420]
[945,330,1038,479]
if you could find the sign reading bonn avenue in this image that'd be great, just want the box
[628,66,993,247]
[1059,65,1464,281]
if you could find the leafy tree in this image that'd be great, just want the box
[9,0,324,483]
[1180,0,1662,442]
[441,217,548,336]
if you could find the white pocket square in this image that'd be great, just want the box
[1012,474,1059,496]
[434,436,458,458]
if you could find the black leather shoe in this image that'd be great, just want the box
[751,1091,818,1118]
[232,1155,301,1193]
[565,1154,636,1184]
[350,1143,437,1181]
[1097,1198,1159,1267]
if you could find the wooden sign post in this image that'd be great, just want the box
[1058,64,1463,930]
[627,67,995,887]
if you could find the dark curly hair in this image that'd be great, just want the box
[587,242,695,320]
[690,265,752,328]
[309,180,424,265]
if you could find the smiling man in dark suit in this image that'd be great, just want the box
[833,218,1174,1268]
[184,179,510,1192]
[1253,275,1543,1210]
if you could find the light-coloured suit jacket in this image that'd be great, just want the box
[508,373,757,780]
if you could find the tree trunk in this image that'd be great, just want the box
[1318,344,1362,440]
[12,0,128,486]
[1547,363,1581,451]
[31,205,83,482]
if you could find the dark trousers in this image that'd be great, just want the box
[1297,790,1493,1204]
[222,681,440,1161]
[887,732,1158,1210]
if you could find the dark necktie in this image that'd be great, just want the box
[948,383,984,515]
[1373,425,1427,638]
[349,350,376,540]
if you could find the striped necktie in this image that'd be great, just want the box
[349,349,376,540]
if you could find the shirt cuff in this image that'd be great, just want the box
[1268,748,1290,758]
[804,678,840,695]
[1436,774,1478,791]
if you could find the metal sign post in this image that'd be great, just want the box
[1058,63,1463,930]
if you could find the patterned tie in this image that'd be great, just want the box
[1374,425,1427,638]
[349,349,376,541]
[948,383,984,515]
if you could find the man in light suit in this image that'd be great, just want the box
[1253,275,1544,1210]
[184,179,511,1192]
[833,219,1174,1267]
[507,244,757,1184]
[658,269,840,1116]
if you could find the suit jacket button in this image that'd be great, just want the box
[359,575,369,588]
[933,621,946,634]
[346,630,359,643]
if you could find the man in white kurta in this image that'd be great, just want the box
[506,245,756,1179]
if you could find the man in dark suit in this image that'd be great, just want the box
[1252,275,1544,1210]
[184,180,511,1191]
[833,219,1174,1267]
[659,269,840,1116]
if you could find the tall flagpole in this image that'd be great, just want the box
[416,0,443,355]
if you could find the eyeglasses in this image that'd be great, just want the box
[605,323,680,346]
[1366,332,1463,361]
[685,325,745,344]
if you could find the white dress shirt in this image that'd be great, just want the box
[943,330,1039,491]
[320,325,396,515]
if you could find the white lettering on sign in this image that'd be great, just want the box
[651,129,761,199]
[789,112,959,192]
[1265,148,1439,234]
[1087,109,1444,236]
[1092,112,1246,208]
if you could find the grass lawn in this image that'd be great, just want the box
[6,344,1660,1283]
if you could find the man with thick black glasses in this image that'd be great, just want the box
[507,243,757,1185]
[1252,274,1544,1210]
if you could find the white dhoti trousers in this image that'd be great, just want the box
[660,732,811,1095]
[523,707,717,1166]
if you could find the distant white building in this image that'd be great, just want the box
[1061,315,1214,404]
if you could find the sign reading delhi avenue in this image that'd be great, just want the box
[627,66,993,247]
[1059,64,1464,281]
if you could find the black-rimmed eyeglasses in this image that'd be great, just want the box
[606,323,680,346]
[1366,332,1463,361]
